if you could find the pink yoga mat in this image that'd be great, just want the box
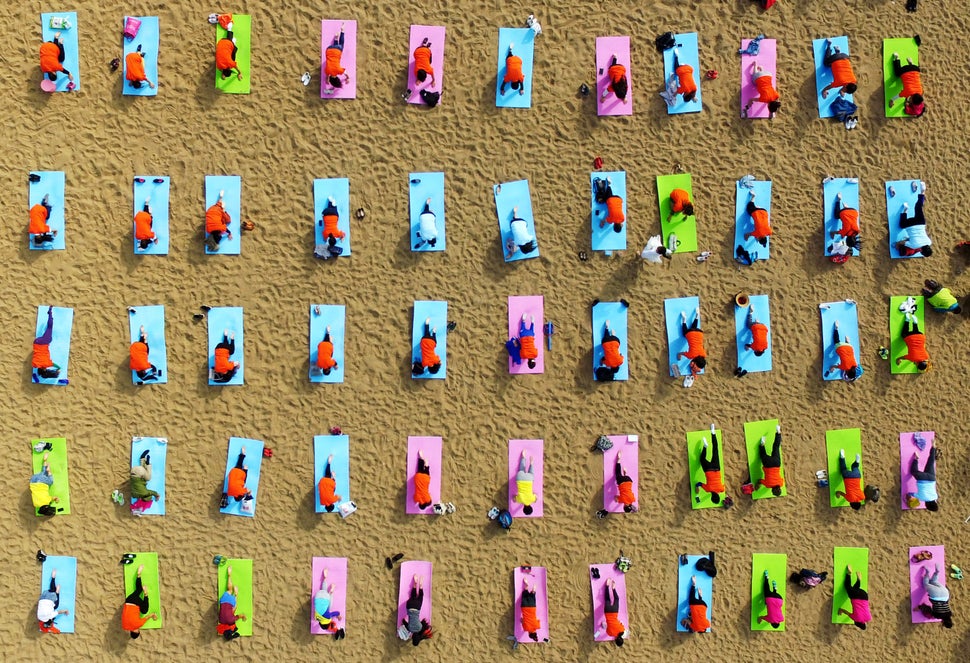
[406,25,445,105]
[596,36,633,116]
[508,295,544,374]
[514,566,549,643]
[602,435,638,512]
[398,560,433,629]
[320,20,357,99]
[740,38,778,119]
[310,556,347,635]
[590,564,628,641]
[406,436,442,514]
[900,431,935,510]
[508,439,543,518]
[909,545,946,624]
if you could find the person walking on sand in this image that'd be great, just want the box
[520,569,543,641]
[500,43,525,95]
[743,189,772,247]
[757,424,785,496]
[324,24,351,92]
[757,570,785,629]
[412,318,442,376]
[694,424,726,505]
[217,565,247,640]
[836,565,872,629]
[677,309,708,376]
[130,448,161,507]
[681,575,711,633]
[122,564,159,639]
[835,448,865,510]
[888,52,925,117]
[594,577,627,647]
[744,307,770,357]
[826,320,860,382]
[205,190,233,251]
[601,54,629,104]
[513,450,538,515]
[613,451,637,512]
[318,454,342,513]
[401,574,434,646]
[895,311,930,372]
[413,37,436,89]
[820,39,858,99]
[212,330,240,383]
[37,568,70,633]
[908,445,939,511]
[413,198,439,249]
[314,567,345,637]
[743,61,781,118]
[917,565,953,628]
[921,280,961,314]
[895,182,933,257]
[30,452,60,517]
[125,44,156,90]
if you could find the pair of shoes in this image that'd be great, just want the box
[384,552,404,570]
[120,553,136,565]
[36,549,47,563]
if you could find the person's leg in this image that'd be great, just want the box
[900,205,919,228]
[56,39,66,63]
[417,456,429,475]
[323,328,331,344]
[422,201,432,215]
[602,330,619,345]
[681,320,689,336]
[141,459,153,482]
[839,454,848,476]
[604,585,619,612]
[338,31,345,49]
[709,434,720,469]
[689,317,702,332]
[235,451,246,470]
[832,325,842,347]
[226,337,235,355]
[893,55,903,78]
[763,573,771,597]
[325,459,333,479]
[423,322,436,342]
[914,194,926,226]
[614,460,629,485]
[610,55,618,67]
[673,53,681,69]
[769,433,782,465]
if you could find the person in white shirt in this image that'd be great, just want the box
[37,568,69,632]
[413,198,439,249]
[641,235,671,263]
[506,206,537,258]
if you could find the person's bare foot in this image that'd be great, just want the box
[51,569,57,579]
[137,565,145,576]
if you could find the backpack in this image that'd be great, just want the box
[592,177,609,203]
[735,245,754,266]
[497,509,513,530]
[655,32,676,53]
[615,551,632,573]
[591,435,613,452]
[420,90,440,107]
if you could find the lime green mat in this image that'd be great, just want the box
[751,553,787,631]
[744,419,786,500]
[31,437,69,515]
[883,38,919,117]
[218,559,253,636]
[832,547,869,623]
[825,429,862,507]
[124,552,162,629]
[657,173,697,253]
[216,15,252,94]
[890,296,925,374]
[686,428,724,510]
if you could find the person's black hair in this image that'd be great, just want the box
[683,203,695,217]
[754,349,765,357]
[926,500,939,512]
[693,356,707,369]
[613,223,623,233]
[758,237,769,247]
[768,100,781,114]
[710,492,721,504]
[419,501,432,510]
[520,240,537,254]
[771,622,780,629]
[943,615,953,629]
[38,505,57,517]
[529,632,539,641]
[329,75,343,88]
[223,628,238,640]
[953,306,963,315]
[44,619,55,628]
[322,368,331,375]
[523,505,533,515]
[854,621,867,630]
[658,245,669,256]
[222,69,233,79]
[850,501,862,511]
[130,631,140,639]
[771,486,782,497]
[910,93,924,105]
[38,367,60,379]
[917,361,928,372]
[416,70,427,83]
[623,504,633,513]
[921,246,933,257]
[615,633,625,647]
[683,91,696,103]
[511,81,522,90]
[527,359,536,369]
[325,504,335,512]
[846,366,858,380]
[411,361,425,375]
[428,363,442,374]
[845,83,858,94]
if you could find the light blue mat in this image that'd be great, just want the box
[128,305,167,385]
[410,172,445,252]
[591,301,629,381]
[207,306,244,386]
[40,12,80,92]
[122,16,158,96]
[412,300,447,380]
[590,171,627,252]
[662,32,701,114]
[734,180,772,262]
[204,175,241,255]
[494,180,538,262]
[309,304,345,384]
[495,27,535,108]
[133,176,169,254]
[220,437,264,518]
[29,171,65,251]
[131,436,167,515]
[734,294,772,373]
[664,296,702,377]
[313,434,350,514]
[314,177,352,256]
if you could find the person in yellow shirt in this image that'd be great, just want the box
[513,450,538,515]
[30,453,60,517]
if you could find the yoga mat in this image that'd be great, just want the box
[494,180,539,262]
[406,436,441,514]
[123,552,162,629]
[886,179,923,259]
[832,547,868,624]
[215,15,250,94]
[751,553,787,631]
[132,176,169,254]
[314,177,352,256]
[508,295,544,374]
[28,171,66,251]
[890,295,926,374]
[32,437,70,515]
[313,434,350,514]
[122,16,158,97]
[662,32,701,114]
[218,559,253,636]
[602,435,638,512]
[823,177,860,257]
[220,437,264,517]
[590,171,627,251]
[596,36,633,116]
[508,439,543,518]
[514,566,549,643]
[686,428,724,510]
[495,27,535,108]
[884,38,920,118]
[592,301,629,381]
[676,555,713,632]
[734,180,772,261]
[32,306,73,386]
[664,296,702,377]
[735,294,772,373]
[40,12,80,92]
[826,428,863,507]
[910,545,946,624]
[406,25,445,104]
[40,556,76,633]
[320,20,357,99]
[657,173,696,253]
[411,300,447,380]
[819,300,860,382]
[128,305,167,385]
[310,556,347,634]
[740,38,777,118]
[204,175,242,255]
[590,564,628,641]
[744,419,785,499]
[207,306,244,386]
[409,171,446,252]
[309,304,345,384]
[398,561,433,631]
[131,436,167,515]
[900,431,936,510]
[812,37,852,118]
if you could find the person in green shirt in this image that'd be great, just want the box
[513,450,538,515]
[130,449,160,504]
[922,280,962,314]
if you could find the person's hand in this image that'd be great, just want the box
[150,613,159,620]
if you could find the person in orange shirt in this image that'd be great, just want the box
[412,318,442,375]
[413,37,436,89]
[744,307,770,357]
[826,319,860,382]
[215,27,243,81]
[820,40,858,99]
[520,572,542,642]
[134,199,157,251]
[596,177,626,234]
[757,424,785,496]
[500,43,526,96]
[32,306,60,380]
[125,44,156,90]
[614,451,637,513]
[743,62,781,118]
[39,32,74,84]
[318,454,342,512]
[667,188,695,224]
[324,24,351,92]
[895,311,930,372]
[888,52,925,117]
[130,324,161,382]
[695,424,726,505]
[319,196,346,245]
[517,314,539,370]
[596,577,626,647]
[29,194,57,246]
[222,446,253,507]
[205,191,233,252]
[601,54,629,104]
[121,564,159,639]
[678,309,707,376]
[835,448,865,510]
[829,192,861,250]
[596,315,626,381]
[743,189,772,247]
[671,49,698,104]
[413,450,433,510]
[212,330,240,383]
[313,326,338,377]
[682,576,711,633]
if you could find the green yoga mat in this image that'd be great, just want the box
[883,38,919,117]
[744,419,786,499]
[124,552,162,629]
[216,15,252,94]
[751,553,787,631]
[657,173,697,253]
[686,428,724,510]
[825,429,862,507]
[832,547,869,624]
[218,559,253,636]
[890,296,926,375]
[31,437,70,515]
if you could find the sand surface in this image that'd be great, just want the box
[4,1,970,660]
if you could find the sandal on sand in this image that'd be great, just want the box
[911,550,933,563]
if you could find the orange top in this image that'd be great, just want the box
[29,204,51,234]
[606,196,625,225]
[701,469,725,494]
[754,75,779,103]
[318,477,338,506]
[519,335,538,360]
[835,344,857,371]
[608,64,626,84]
[902,334,929,363]
[122,603,150,631]
[227,467,247,497]
[420,337,440,368]
[130,341,151,372]
[39,42,64,74]
[605,612,625,637]
[602,339,624,369]
[324,47,345,77]
[413,472,431,505]
[413,46,433,77]
[749,323,769,353]
[215,39,237,70]
[316,341,337,370]
[750,209,772,237]
[504,56,524,84]
[206,204,229,233]
[760,465,784,489]
[842,476,864,503]
[322,214,344,239]
[685,330,706,359]
[689,603,710,631]
[837,208,860,235]
[901,70,923,97]
[670,189,692,213]
[214,347,234,374]
[521,606,540,634]
[134,211,155,240]
[32,343,53,369]
[125,52,147,82]
[617,480,635,505]
[830,58,856,86]
[675,64,697,95]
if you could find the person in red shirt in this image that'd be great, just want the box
[601,54,629,104]
[826,319,860,382]
[820,40,858,99]
[744,307,769,357]
[122,564,159,639]
[125,44,156,90]
[596,177,626,234]
[757,425,785,496]
[29,194,56,246]
[672,49,698,104]
[32,306,60,380]
[319,196,346,245]
[205,191,233,252]
[667,187,695,223]
[324,24,351,92]
[133,198,157,251]
[743,62,781,118]
[222,447,253,507]
[129,324,161,382]
[598,577,626,647]
[677,309,708,376]
[500,43,526,96]
[828,192,861,254]
[412,318,442,375]
[682,576,711,632]
[212,330,240,383]
[318,454,342,512]
[520,572,542,642]
[695,425,727,505]
[413,37,436,89]
[743,189,772,247]
[596,311,626,382]
[888,52,925,117]
[413,450,433,509]
[517,314,539,369]
[895,311,930,372]
[313,325,338,376]
[835,449,865,510]
[39,32,74,84]
[614,451,637,512]
[215,25,243,81]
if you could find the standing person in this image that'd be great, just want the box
[133,198,157,250]
[596,177,626,233]
[125,44,156,90]
[130,449,160,506]
[217,565,247,640]
[520,571,542,642]
[413,450,433,510]
[318,454,342,513]
[744,307,770,357]
[596,316,626,381]
[835,449,865,510]
[743,61,781,118]
[37,568,70,633]
[614,451,637,512]
[32,306,60,379]
[215,17,243,81]
[671,48,698,104]
[908,446,939,511]
[825,320,861,382]
[314,568,344,636]
[500,43,525,95]
[681,576,711,633]
[757,570,785,629]
[694,424,726,505]
[221,446,253,507]
[743,189,772,247]
[677,309,708,376]
[212,330,240,383]
[819,39,858,99]
[205,191,233,252]
[401,575,433,646]
[412,318,442,376]
[601,54,629,104]
[640,235,672,263]
[513,450,538,515]
[917,566,953,628]
[836,565,872,629]
[313,326,338,377]
[757,424,785,496]
[505,206,537,258]
[413,37,436,89]
[888,52,925,117]
[122,564,159,639]
[30,453,60,517]
[895,183,933,257]
[29,194,56,246]
[39,32,74,85]
[921,280,962,314]
[594,577,626,647]
[324,24,351,92]
[828,192,861,254]
[413,198,439,249]
[130,325,161,382]
[895,311,930,372]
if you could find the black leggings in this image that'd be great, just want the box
[602,330,619,345]
[845,570,868,600]
[604,586,619,614]
[824,49,849,67]
[614,460,631,486]
[893,60,920,78]
[125,576,150,613]
[902,318,921,337]
[911,446,937,481]
[48,576,59,609]
[217,337,235,355]
[221,32,238,77]
[763,575,782,600]
[423,323,436,342]
[46,39,70,80]
[407,587,424,611]
[324,460,333,479]
[699,434,720,472]
[832,326,848,346]
[521,588,537,609]
[688,584,706,606]
[900,195,926,228]
[759,432,782,468]
[417,457,430,476]
[746,201,767,216]
[682,319,701,336]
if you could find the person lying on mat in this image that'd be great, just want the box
[29,194,57,246]
[130,448,161,506]
[757,424,785,496]
[825,320,860,382]
[32,306,61,380]
[744,307,770,357]
[742,61,781,118]
[593,577,627,647]
[922,280,961,314]
[122,564,159,639]
[221,446,254,507]
[667,188,695,224]
[819,39,858,99]
[520,571,543,641]
[908,446,939,511]
[412,318,442,375]
[318,454,342,513]
[130,325,161,382]
[613,451,637,512]
[677,309,707,376]
[594,177,626,233]
[134,198,157,250]
[319,196,347,244]
[595,319,625,381]
[895,311,930,372]
[312,326,338,377]
[402,574,434,646]
[314,567,345,637]
[215,22,244,81]
[836,565,871,629]
[212,330,240,383]
[412,450,433,510]
[742,189,772,246]
[694,424,726,505]
[30,453,60,517]
[670,49,698,104]
[835,448,865,510]
[500,43,525,96]
[514,314,539,370]
[895,184,932,257]
[757,570,785,629]
[513,450,538,514]
[324,24,351,92]
[828,192,861,252]
[37,568,70,633]
[681,576,711,633]
[413,198,439,249]
[125,45,156,90]
[505,207,537,258]
[917,565,953,628]
[601,54,629,104]
[888,52,925,117]
[205,191,233,252]
[217,565,247,640]
[413,37,436,89]
[39,32,74,85]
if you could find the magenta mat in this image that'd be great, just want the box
[596,36,632,116]
[514,566,549,643]
[310,556,347,635]
[900,431,936,510]
[406,25,445,105]
[406,436,441,514]
[909,545,945,624]
[602,435,638,513]
[590,563,628,641]
[508,439,543,518]
[508,295,544,374]
[740,38,777,119]
[320,20,357,99]
[397,560,433,629]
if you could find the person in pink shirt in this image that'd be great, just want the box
[836,565,872,629]
[756,570,785,629]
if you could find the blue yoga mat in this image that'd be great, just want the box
[676,555,713,632]
[664,296,701,377]
[207,307,244,386]
[734,180,772,262]
[29,171,66,251]
[221,437,264,518]
[735,294,772,373]
[590,171,627,252]
[131,436,167,515]
[886,179,923,259]
[494,180,539,262]
[32,306,73,386]
[495,27,535,109]
[662,32,701,115]
[132,176,169,255]
[309,304,345,384]
[313,177,352,256]
[823,178,860,257]
[41,13,80,92]
[820,300,860,381]
[409,172,446,252]
[122,16,159,97]
[128,305,167,385]
[412,300,448,380]
[40,556,77,633]
[313,434,350,514]
[204,176,241,255]
[813,37,853,118]
[591,301,629,381]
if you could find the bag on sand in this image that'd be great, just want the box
[655,32,676,53]
[420,90,440,107]
[591,435,613,453]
